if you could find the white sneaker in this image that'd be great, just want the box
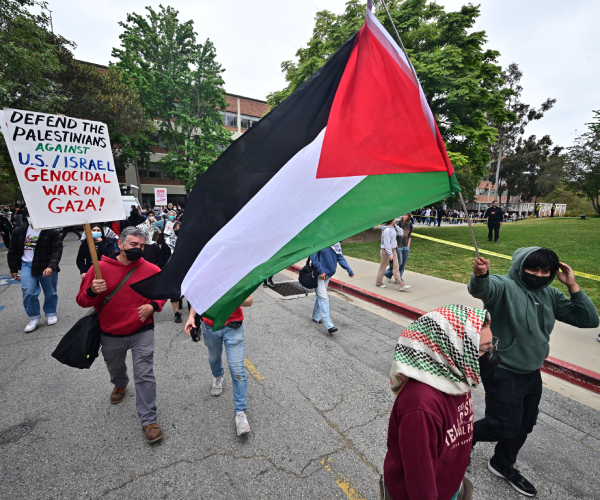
[235,411,250,436]
[47,316,58,326]
[376,284,386,288]
[24,319,39,333]
[211,375,224,396]
[399,283,412,291]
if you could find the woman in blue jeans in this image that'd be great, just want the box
[385,214,413,287]
[185,294,254,436]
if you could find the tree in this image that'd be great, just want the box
[564,111,600,215]
[267,0,514,199]
[502,135,562,207]
[112,5,232,190]
[488,63,555,205]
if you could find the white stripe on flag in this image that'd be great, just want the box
[181,127,365,317]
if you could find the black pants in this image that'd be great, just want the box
[61,226,82,240]
[488,223,500,241]
[1,230,10,248]
[473,367,542,473]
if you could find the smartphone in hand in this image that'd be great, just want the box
[190,327,200,342]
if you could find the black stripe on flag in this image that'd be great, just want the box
[133,34,358,300]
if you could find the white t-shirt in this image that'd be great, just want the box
[22,225,41,263]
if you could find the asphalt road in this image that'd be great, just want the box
[0,236,599,499]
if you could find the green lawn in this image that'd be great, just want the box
[342,218,600,310]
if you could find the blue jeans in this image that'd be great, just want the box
[312,277,334,329]
[202,321,247,414]
[384,247,410,280]
[20,262,58,320]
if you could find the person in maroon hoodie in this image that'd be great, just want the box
[76,226,167,444]
[382,305,499,500]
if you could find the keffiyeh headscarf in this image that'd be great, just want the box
[390,305,487,396]
[330,242,342,254]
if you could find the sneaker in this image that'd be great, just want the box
[488,458,537,497]
[211,375,224,396]
[142,422,163,443]
[174,311,182,323]
[47,315,58,326]
[399,284,412,291]
[235,411,250,436]
[596,334,600,342]
[24,319,39,333]
[262,281,269,287]
[328,327,338,334]
[376,284,386,288]
[312,319,323,324]
[267,278,275,287]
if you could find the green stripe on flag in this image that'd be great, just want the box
[206,171,454,329]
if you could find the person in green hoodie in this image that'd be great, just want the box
[468,247,599,497]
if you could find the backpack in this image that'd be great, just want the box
[298,251,320,289]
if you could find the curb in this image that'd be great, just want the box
[287,264,600,395]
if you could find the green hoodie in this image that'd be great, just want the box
[468,246,599,374]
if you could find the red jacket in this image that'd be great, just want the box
[76,256,167,335]
[384,380,472,500]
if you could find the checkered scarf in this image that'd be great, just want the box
[390,305,487,396]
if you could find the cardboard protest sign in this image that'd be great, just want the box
[155,187,167,205]
[0,109,125,229]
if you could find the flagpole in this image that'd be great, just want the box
[376,0,481,259]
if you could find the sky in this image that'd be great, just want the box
[38,0,599,147]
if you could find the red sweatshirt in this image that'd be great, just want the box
[76,256,167,336]
[383,379,473,500]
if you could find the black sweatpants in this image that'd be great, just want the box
[473,367,543,473]
[488,223,500,241]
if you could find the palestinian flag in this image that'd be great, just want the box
[134,8,460,329]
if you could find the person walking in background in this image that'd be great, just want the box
[382,305,498,500]
[551,203,556,217]
[468,248,599,496]
[185,296,254,436]
[377,219,407,292]
[60,225,82,241]
[76,224,116,278]
[7,209,62,333]
[311,243,354,334]
[484,200,504,243]
[1,205,13,249]
[138,225,160,266]
[76,226,167,444]
[424,208,431,226]
[385,214,413,288]
[437,206,445,227]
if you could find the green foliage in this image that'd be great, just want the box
[112,5,232,190]
[564,111,600,215]
[267,0,512,192]
[343,218,600,309]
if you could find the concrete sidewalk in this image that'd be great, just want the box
[318,256,600,376]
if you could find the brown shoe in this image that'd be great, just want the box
[110,384,127,404]
[143,423,163,443]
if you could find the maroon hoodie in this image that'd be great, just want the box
[76,255,167,335]
[384,379,473,500]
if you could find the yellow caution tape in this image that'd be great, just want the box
[411,232,600,282]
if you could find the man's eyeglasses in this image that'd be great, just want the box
[479,337,499,357]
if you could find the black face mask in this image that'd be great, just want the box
[522,272,554,290]
[124,247,143,261]
[479,350,501,379]
[174,229,180,236]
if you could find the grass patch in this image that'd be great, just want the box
[342,218,600,310]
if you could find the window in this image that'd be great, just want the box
[241,114,259,129]
[221,112,237,127]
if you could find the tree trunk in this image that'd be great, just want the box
[494,141,503,203]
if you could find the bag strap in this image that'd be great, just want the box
[100,266,139,312]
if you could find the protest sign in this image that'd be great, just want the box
[0,108,125,230]
[155,187,167,205]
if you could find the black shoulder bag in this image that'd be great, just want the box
[298,251,321,290]
[51,267,139,369]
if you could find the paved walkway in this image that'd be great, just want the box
[309,256,600,376]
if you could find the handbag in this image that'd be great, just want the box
[298,251,320,290]
[51,266,139,369]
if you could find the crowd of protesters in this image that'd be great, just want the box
[3,197,600,500]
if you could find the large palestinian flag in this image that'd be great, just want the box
[134,8,460,329]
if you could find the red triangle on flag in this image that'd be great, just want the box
[316,23,448,179]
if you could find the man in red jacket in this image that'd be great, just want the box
[76,226,167,444]
[382,305,499,500]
